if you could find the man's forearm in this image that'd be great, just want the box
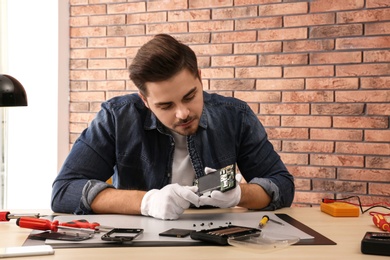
[238,183,271,209]
[91,188,146,215]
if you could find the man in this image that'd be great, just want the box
[51,34,294,220]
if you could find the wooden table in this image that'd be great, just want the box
[0,207,388,259]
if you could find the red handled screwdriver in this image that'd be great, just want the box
[16,217,60,232]
[372,214,390,232]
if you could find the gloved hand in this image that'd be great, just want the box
[141,183,200,220]
[199,167,242,208]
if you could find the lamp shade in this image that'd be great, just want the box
[0,74,28,106]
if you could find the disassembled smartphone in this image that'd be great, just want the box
[159,228,194,238]
[101,228,143,243]
[195,164,236,195]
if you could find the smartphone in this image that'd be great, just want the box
[195,164,236,195]
[101,228,143,242]
[0,245,54,258]
[159,228,194,238]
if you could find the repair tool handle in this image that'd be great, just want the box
[372,214,390,232]
[0,211,11,221]
[59,219,100,230]
[16,217,59,232]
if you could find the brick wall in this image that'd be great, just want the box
[69,0,390,206]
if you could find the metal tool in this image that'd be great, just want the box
[0,211,41,222]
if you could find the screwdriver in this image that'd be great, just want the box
[372,214,390,232]
[0,211,41,222]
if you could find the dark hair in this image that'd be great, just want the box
[129,34,199,96]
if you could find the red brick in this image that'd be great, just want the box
[70,16,88,27]
[285,65,334,78]
[189,20,233,32]
[337,64,390,77]
[146,22,188,34]
[89,15,126,25]
[259,28,307,41]
[311,129,363,141]
[311,0,364,12]
[261,103,309,114]
[367,104,390,116]
[88,81,125,91]
[88,59,126,69]
[70,70,106,80]
[312,104,364,115]
[235,17,282,30]
[106,47,138,58]
[284,13,335,27]
[70,60,87,69]
[260,53,308,65]
[366,156,390,169]
[294,179,311,190]
[306,78,359,90]
[70,102,89,112]
[283,140,334,153]
[210,79,255,90]
[365,130,390,142]
[266,127,308,139]
[259,2,308,16]
[127,12,167,24]
[310,51,361,64]
[258,116,281,127]
[147,0,187,11]
[70,38,87,48]
[282,116,331,127]
[212,6,257,19]
[337,9,390,23]
[168,10,210,21]
[70,27,106,37]
[212,31,257,43]
[336,90,390,102]
[71,5,106,16]
[284,39,334,52]
[107,2,145,14]
[70,112,97,123]
[279,152,309,165]
[235,91,281,102]
[256,79,304,90]
[235,42,281,54]
[212,55,257,67]
[71,48,106,59]
[235,0,281,5]
[201,68,234,79]
[369,183,390,196]
[313,180,366,193]
[189,0,232,8]
[282,91,333,102]
[70,81,87,91]
[365,22,390,35]
[108,25,145,37]
[361,77,390,89]
[70,91,105,102]
[310,24,362,38]
[336,142,390,155]
[70,123,88,133]
[333,116,388,129]
[336,36,390,49]
[191,44,232,56]
[270,140,282,151]
[367,0,390,7]
[88,37,125,48]
[364,50,390,62]
[236,67,282,78]
[311,154,364,167]
[287,166,336,178]
[339,168,390,182]
[107,69,129,80]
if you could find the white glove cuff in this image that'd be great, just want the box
[140,189,158,216]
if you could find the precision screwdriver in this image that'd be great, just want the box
[0,211,41,222]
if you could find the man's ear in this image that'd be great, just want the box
[138,92,149,109]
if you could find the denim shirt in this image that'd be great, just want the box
[51,92,294,214]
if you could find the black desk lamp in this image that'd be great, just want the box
[0,74,28,209]
[0,74,28,106]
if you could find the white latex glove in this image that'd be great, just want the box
[199,167,242,208]
[141,183,200,220]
